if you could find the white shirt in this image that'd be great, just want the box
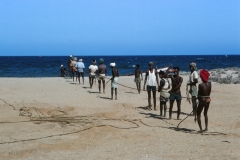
[75,62,85,72]
[89,65,98,75]
[189,71,198,83]
[147,69,157,86]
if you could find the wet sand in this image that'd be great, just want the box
[0,76,239,159]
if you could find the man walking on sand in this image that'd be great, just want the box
[134,64,143,94]
[197,69,211,132]
[143,62,159,111]
[97,58,107,93]
[110,62,119,100]
[75,58,85,84]
[165,66,183,120]
[89,59,98,89]
[158,70,170,117]
[187,62,198,119]
[68,55,73,78]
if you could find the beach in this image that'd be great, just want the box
[0,75,239,159]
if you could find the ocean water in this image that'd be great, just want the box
[0,55,239,77]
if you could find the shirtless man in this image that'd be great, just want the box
[158,70,170,117]
[97,58,107,93]
[187,62,198,119]
[71,57,77,81]
[165,66,183,120]
[143,62,159,111]
[134,64,143,94]
[197,69,211,132]
[68,55,73,78]
[110,62,119,100]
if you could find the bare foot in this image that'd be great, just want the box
[198,130,203,133]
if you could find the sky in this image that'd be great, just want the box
[0,0,240,56]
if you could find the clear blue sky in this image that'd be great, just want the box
[1,0,240,56]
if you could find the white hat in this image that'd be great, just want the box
[79,59,83,62]
[110,62,116,67]
[60,64,63,67]
[70,54,72,57]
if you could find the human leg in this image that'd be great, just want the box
[147,91,152,109]
[176,100,181,120]
[77,72,80,84]
[197,102,204,131]
[72,71,75,81]
[163,102,167,117]
[169,100,174,119]
[111,87,113,99]
[103,80,105,93]
[115,88,117,100]
[98,80,101,93]
[160,101,163,116]
[81,72,84,84]
[153,91,157,110]
[203,103,210,131]
[191,96,197,117]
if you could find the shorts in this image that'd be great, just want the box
[147,85,156,91]
[78,72,84,77]
[189,86,198,97]
[111,77,118,89]
[89,75,96,78]
[169,93,182,101]
[98,74,105,81]
[160,96,169,102]
[134,77,141,84]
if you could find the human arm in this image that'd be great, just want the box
[143,71,148,90]
[158,79,165,92]
[187,71,198,85]
[156,70,159,87]
[164,65,172,78]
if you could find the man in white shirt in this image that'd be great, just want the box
[75,58,85,84]
[89,60,98,88]
[143,62,159,111]
[187,62,199,120]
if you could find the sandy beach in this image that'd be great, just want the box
[0,75,239,159]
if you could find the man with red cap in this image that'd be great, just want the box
[197,69,211,132]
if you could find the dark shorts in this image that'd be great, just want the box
[89,75,96,78]
[169,93,182,101]
[160,96,169,102]
[147,85,156,91]
[78,72,84,76]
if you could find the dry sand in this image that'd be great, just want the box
[0,76,239,159]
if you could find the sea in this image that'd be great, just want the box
[0,55,239,77]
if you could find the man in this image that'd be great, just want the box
[110,62,119,100]
[187,62,199,119]
[68,55,73,78]
[143,62,159,111]
[60,64,65,77]
[197,69,211,132]
[89,60,98,88]
[165,66,183,120]
[71,57,77,81]
[75,58,85,84]
[134,64,143,94]
[158,70,170,117]
[97,58,107,93]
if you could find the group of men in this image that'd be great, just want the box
[63,55,211,132]
[66,55,120,100]
[134,62,211,132]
